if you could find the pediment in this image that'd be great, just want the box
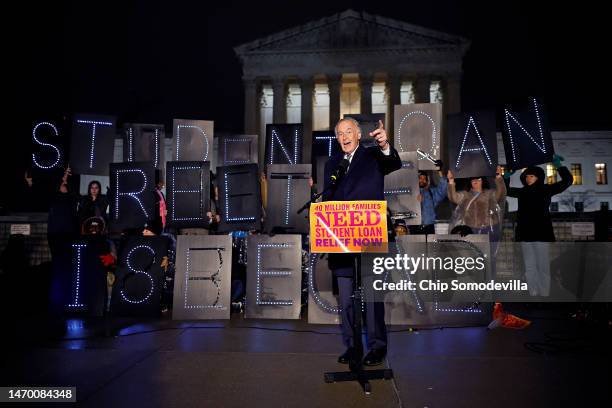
[235,10,469,55]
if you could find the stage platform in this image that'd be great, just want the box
[2,306,610,407]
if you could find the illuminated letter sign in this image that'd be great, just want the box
[32,121,62,170]
[394,104,442,170]
[111,237,167,316]
[217,163,261,232]
[265,124,303,165]
[166,161,210,228]
[218,134,258,165]
[70,113,116,175]
[383,152,421,225]
[501,98,554,170]
[448,110,498,178]
[265,164,311,234]
[123,124,165,169]
[311,130,340,184]
[245,235,301,319]
[172,235,232,320]
[172,119,213,162]
[307,253,341,324]
[109,162,155,231]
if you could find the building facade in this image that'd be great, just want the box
[234,9,470,164]
[500,131,612,212]
[235,9,611,214]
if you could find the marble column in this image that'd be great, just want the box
[327,74,342,128]
[443,75,462,115]
[386,74,402,144]
[414,76,431,104]
[243,77,258,135]
[359,73,373,115]
[257,85,266,167]
[300,76,315,164]
[272,77,287,124]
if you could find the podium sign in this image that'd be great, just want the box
[309,200,388,253]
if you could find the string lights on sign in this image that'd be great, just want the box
[171,165,204,222]
[176,124,209,161]
[397,111,438,157]
[183,247,224,309]
[32,122,61,169]
[67,244,87,308]
[315,135,336,157]
[223,171,256,223]
[455,116,493,169]
[120,245,156,304]
[256,243,293,306]
[224,138,251,164]
[76,119,113,169]
[504,98,547,163]
[115,169,149,220]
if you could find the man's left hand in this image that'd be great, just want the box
[369,120,389,150]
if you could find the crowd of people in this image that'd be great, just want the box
[11,117,593,367]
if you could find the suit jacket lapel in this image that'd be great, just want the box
[346,144,364,177]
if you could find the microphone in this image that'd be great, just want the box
[330,159,350,185]
[416,149,443,167]
[296,158,349,215]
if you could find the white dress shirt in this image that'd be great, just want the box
[344,143,391,170]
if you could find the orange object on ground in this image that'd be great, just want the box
[489,302,531,330]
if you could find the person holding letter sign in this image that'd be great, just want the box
[323,118,402,366]
[410,167,448,235]
[447,167,506,256]
[504,155,573,296]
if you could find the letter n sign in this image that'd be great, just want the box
[265,124,303,165]
[501,98,554,170]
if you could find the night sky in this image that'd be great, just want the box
[6,0,611,194]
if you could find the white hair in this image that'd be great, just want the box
[334,117,362,138]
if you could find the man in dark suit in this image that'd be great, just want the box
[323,118,402,366]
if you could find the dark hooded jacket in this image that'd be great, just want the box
[506,165,573,241]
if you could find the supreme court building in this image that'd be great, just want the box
[233,9,612,213]
[234,9,470,164]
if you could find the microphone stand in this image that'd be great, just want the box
[297,159,349,215]
[296,183,335,214]
[323,255,393,394]
[297,174,394,394]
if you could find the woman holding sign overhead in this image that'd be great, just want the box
[505,155,573,296]
[447,166,507,255]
